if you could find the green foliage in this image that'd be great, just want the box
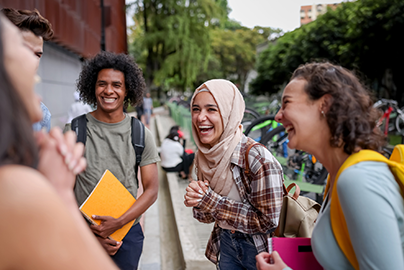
[197,24,281,90]
[251,0,404,103]
[128,0,281,94]
[129,0,223,92]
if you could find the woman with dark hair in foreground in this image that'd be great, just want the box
[0,14,118,269]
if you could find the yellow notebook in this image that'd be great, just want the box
[79,169,136,242]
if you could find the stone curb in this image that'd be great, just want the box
[155,113,215,270]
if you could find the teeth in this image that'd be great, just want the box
[199,126,213,129]
[285,126,293,133]
[104,98,116,103]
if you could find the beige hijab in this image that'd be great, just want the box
[191,79,245,196]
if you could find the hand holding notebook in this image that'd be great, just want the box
[79,169,136,242]
[267,238,323,270]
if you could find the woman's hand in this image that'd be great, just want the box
[184,180,209,207]
[36,127,86,196]
[256,251,289,270]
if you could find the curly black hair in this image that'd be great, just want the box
[77,51,145,108]
[291,62,386,155]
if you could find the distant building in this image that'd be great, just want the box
[0,0,127,128]
[300,3,340,26]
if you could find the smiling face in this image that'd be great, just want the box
[95,68,127,115]
[275,78,327,151]
[3,17,42,123]
[191,91,224,147]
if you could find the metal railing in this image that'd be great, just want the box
[166,102,194,144]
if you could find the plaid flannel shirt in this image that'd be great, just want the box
[193,135,284,264]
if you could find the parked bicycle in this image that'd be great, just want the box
[373,98,404,137]
[244,119,327,203]
[241,107,261,130]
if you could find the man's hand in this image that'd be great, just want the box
[95,236,123,256]
[90,215,123,239]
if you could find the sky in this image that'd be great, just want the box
[227,0,348,32]
[126,0,349,32]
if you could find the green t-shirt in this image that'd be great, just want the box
[64,113,160,209]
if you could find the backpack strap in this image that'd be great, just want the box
[326,149,392,270]
[71,114,88,144]
[131,117,145,187]
[243,139,264,194]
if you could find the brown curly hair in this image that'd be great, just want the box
[291,62,385,155]
[1,8,53,40]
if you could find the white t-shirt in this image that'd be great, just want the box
[67,101,92,123]
[160,138,183,168]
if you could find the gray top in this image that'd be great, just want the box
[311,161,404,270]
[143,97,153,110]
[65,113,160,208]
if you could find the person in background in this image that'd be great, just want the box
[143,92,153,128]
[1,7,53,132]
[136,102,144,121]
[64,51,160,270]
[184,79,284,269]
[67,91,92,123]
[0,13,119,270]
[160,127,195,181]
[256,62,404,269]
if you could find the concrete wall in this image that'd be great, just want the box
[35,42,83,128]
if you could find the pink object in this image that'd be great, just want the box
[178,130,184,138]
[268,238,323,270]
[185,149,194,154]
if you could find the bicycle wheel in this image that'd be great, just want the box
[243,115,276,142]
[242,107,260,124]
[395,111,404,136]
[260,125,289,165]
[261,126,327,204]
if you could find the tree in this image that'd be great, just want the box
[251,0,404,105]
[196,20,282,91]
[128,0,223,92]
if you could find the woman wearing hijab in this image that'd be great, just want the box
[184,79,284,269]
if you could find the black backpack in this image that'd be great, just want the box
[71,114,145,186]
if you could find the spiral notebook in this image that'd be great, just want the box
[268,238,323,270]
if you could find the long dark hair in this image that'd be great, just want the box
[166,130,180,142]
[0,15,38,167]
[291,62,385,154]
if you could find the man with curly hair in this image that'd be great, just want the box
[1,7,54,132]
[64,51,160,270]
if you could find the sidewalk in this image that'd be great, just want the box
[139,107,215,270]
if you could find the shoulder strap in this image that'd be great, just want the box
[131,117,145,187]
[327,149,404,270]
[71,114,88,144]
[243,139,264,193]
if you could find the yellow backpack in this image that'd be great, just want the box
[324,145,404,270]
